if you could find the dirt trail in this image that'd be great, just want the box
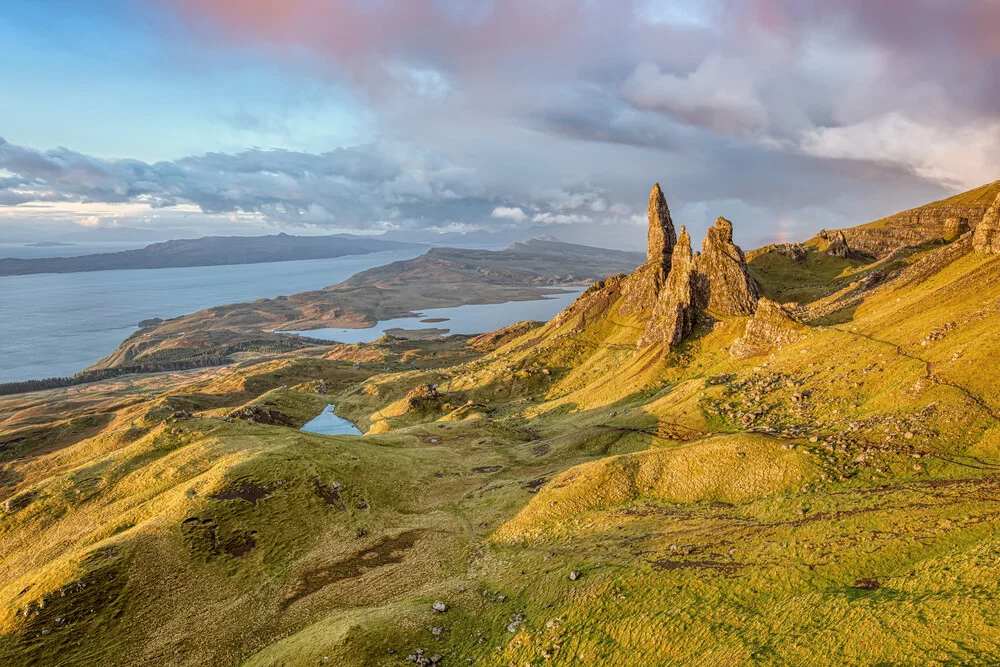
[833,326,1000,421]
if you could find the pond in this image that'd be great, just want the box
[300,404,363,436]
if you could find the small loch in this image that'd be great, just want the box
[284,287,584,344]
[300,405,362,436]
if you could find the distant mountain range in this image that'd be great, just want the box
[380,225,645,250]
[0,233,419,276]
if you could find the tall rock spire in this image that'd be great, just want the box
[647,183,677,278]
[693,217,759,316]
[639,225,697,348]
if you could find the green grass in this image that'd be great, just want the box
[4,230,1000,665]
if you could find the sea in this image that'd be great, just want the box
[0,247,580,384]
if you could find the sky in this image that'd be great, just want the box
[1,0,998,249]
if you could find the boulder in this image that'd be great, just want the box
[973,192,1000,254]
[693,217,759,316]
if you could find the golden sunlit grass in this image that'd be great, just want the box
[3,230,1000,665]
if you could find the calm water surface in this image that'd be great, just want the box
[0,249,582,384]
[300,405,363,436]
[286,289,583,344]
[0,249,424,383]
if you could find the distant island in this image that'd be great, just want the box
[24,241,76,247]
[0,233,418,276]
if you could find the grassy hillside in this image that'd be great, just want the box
[4,187,1000,665]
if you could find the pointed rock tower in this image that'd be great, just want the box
[647,183,677,280]
[639,226,697,348]
[621,183,679,315]
[973,192,1000,254]
[693,217,759,317]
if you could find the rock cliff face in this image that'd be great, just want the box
[647,183,677,281]
[824,180,1000,257]
[972,192,1000,254]
[692,217,759,317]
[639,227,697,348]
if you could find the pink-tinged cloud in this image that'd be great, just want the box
[161,0,624,87]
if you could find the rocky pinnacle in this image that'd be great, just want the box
[693,217,759,317]
[647,183,677,278]
[639,225,697,348]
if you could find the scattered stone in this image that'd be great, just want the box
[432,601,448,613]
[852,578,881,591]
[569,570,581,581]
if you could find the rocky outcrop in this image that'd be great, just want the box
[227,405,293,426]
[730,298,808,358]
[819,180,999,257]
[826,231,851,258]
[944,217,970,240]
[972,192,1000,254]
[639,227,697,348]
[647,183,677,280]
[692,217,759,316]
[746,243,807,264]
[405,384,443,413]
[638,217,759,352]
[621,185,679,316]
[566,183,757,353]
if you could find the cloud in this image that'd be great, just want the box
[799,113,1000,190]
[622,57,768,134]
[0,136,492,230]
[7,1,1000,250]
[491,206,527,222]
[532,212,593,225]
